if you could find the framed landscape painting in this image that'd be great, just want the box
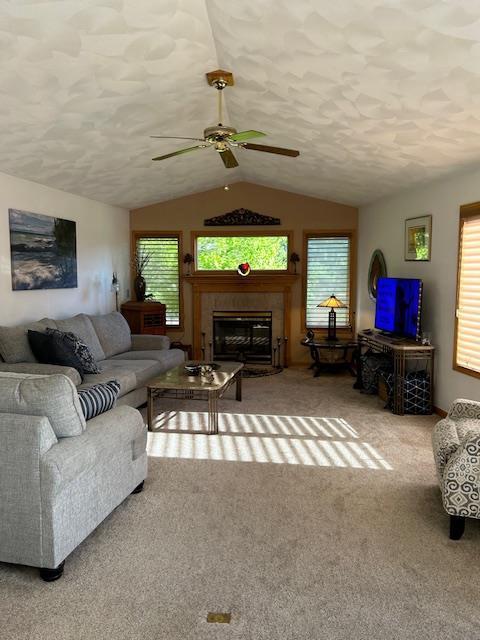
[9,209,77,290]
[405,215,432,261]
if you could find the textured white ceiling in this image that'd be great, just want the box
[1,0,480,208]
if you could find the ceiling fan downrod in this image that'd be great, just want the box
[213,78,227,126]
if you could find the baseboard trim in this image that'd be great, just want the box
[434,406,447,418]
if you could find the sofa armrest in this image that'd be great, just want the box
[131,334,170,351]
[0,412,58,461]
[0,362,82,386]
[41,405,146,493]
[448,398,480,421]
[0,413,58,567]
[432,417,460,481]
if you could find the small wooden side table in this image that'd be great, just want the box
[301,338,358,377]
[121,301,166,335]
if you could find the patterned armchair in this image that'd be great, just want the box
[432,399,480,539]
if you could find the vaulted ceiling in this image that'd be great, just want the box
[1,0,480,209]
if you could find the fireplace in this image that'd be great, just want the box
[213,311,272,363]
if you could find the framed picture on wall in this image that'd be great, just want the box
[405,215,432,261]
[9,209,77,290]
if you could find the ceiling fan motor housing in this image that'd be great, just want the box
[204,125,237,143]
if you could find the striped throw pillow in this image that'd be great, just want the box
[77,380,121,421]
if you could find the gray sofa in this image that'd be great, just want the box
[0,311,186,405]
[0,312,185,581]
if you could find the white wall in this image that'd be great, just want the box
[357,166,480,412]
[0,171,129,326]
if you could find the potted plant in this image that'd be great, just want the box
[131,251,151,302]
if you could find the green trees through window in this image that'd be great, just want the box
[196,235,288,270]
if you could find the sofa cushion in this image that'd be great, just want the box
[91,358,162,390]
[0,372,86,438]
[77,380,121,421]
[112,348,185,371]
[27,330,85,381]
[89,312,132,358]
[0,318,53,364]
[455,419,480,441]
[46,328,100,374]
[0,362,81,386]
[78,360,137,397]
[55,314,105,362]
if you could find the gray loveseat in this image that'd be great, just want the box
[0,311,185,580]
[0,371,147,581]
[0,311,186,405]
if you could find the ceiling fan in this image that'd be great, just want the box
[151,69,300,169]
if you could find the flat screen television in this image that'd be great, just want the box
[374,277,423,339]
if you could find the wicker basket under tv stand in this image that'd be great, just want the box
[355,330,435,415]
[120,301,166,335]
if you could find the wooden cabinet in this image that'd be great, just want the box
[120,301,166,335]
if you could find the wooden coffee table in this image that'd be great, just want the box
[147,361,243,435]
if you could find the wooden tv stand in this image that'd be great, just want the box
[355,330,435,415]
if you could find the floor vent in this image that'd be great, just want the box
[207,612,231,624]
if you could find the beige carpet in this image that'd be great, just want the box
[1,368,479,640]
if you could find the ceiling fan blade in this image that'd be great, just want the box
[152,145,205,161]
[229,130,266,142]
[242,143,300,157]
[150,135,206,141]
[220,148,239,168]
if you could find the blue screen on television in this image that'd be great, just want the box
[375,277,422,338]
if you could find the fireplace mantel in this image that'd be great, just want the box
[183,273,298,287]
[184,273,299,364]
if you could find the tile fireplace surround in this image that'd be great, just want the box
[204,296,281,362]
[184,274,298,365]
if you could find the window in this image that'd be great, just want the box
[134,233,181,326]
[455,204,480,376]
[194,233,289,271]
[305,233,352,329]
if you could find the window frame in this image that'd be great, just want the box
[453,202,480,379]
[131,230,183,330]
[191,229,294,274]
[302,230,356,334]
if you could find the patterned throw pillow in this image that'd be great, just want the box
[27,330,85,381]
[46,328,100,374]
[77,380,121,421]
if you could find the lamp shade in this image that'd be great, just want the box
[317,294,346,309]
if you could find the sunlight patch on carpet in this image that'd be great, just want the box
[147,412,392,470]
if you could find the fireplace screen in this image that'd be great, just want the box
[213,312,272,363]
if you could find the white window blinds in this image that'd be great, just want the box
[456,214,480,374]
[136,236,180,326]
[306,236,351,328]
